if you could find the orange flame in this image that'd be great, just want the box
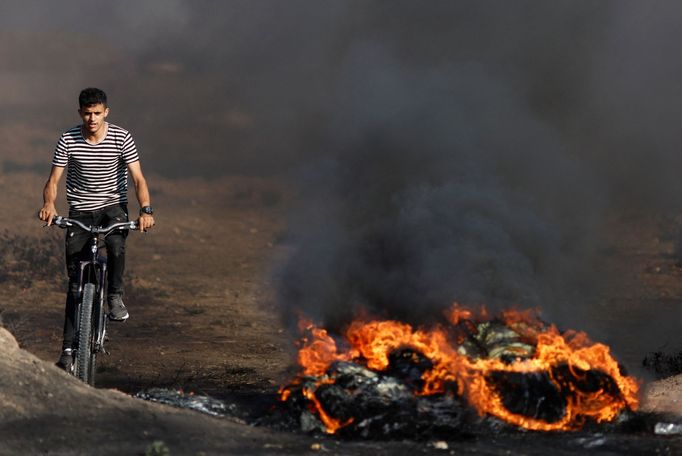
[284,305,640,433]
[296,319,353,376]
[302,378,354,434]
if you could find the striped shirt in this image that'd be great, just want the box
[52,123,140,211]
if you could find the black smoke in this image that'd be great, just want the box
[273,1,682,336]
[2,1,681,365]
[278,49,605,329]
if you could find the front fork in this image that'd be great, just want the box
[75,254,109,355]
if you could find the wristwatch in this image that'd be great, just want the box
[139,206,154,216]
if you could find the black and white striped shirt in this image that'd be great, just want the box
[52,123,140,211]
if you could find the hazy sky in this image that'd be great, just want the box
[1,1,679,184]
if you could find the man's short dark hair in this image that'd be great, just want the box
[79,88,107,108]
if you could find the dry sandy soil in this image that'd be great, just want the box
[0,134,681,454]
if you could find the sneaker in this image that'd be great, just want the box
[56,348,73,372]
[108,294,129,321]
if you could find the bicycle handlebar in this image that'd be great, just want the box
[51,216,139,233]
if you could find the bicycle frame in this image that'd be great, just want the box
[76,233,109,357]
[52,216,138,383]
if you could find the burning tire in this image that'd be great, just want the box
[278,306,640,437]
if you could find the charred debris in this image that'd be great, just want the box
[267,309,645,439]
[136,310,673,441]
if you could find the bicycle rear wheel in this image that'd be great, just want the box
[75,283,95,384]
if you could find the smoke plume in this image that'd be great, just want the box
[2,1,681,365]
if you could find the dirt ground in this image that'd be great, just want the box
[0,139,681,454]
[0,167,298,395]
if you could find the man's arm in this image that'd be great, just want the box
[39,166,65,225]
[128,161,155,231]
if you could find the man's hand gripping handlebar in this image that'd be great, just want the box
[50,215,139,233]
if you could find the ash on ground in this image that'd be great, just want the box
[135,388,239,418]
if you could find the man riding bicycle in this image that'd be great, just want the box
[38,88,155,371]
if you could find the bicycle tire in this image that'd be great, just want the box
[75,283,95,384]
[88,295,106,386]
[88,351,97,386]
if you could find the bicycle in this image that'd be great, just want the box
[51,215,139,385]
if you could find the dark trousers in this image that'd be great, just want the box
[62,204,129,350]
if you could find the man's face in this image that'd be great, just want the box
[78,103,109,134]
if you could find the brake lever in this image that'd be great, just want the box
[45,216,59,228]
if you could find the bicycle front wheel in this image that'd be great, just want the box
[75,283,95,384]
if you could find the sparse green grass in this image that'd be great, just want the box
[182,305,205,316]
[145,440,170,456]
